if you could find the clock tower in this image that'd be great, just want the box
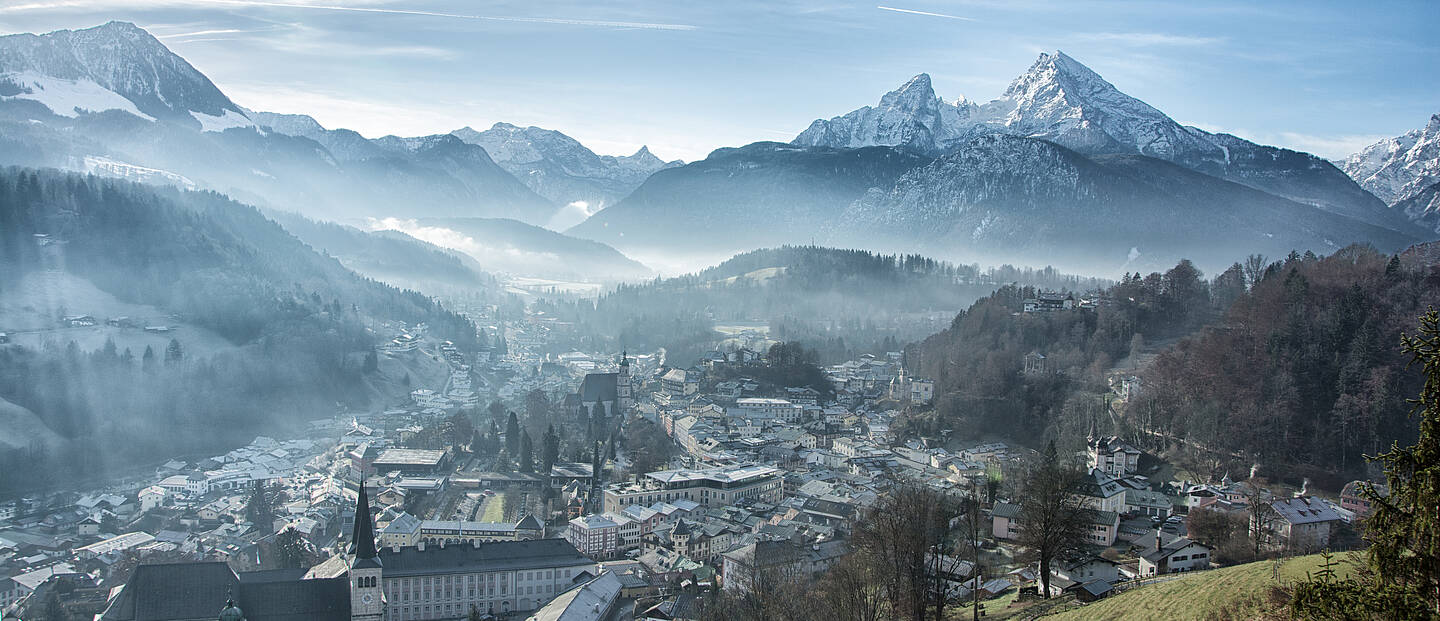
[349,479,384,621]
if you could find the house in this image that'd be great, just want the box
[1087,436,1142,476]
[1022,292,1075,312]
[1138,530,1214,576]
[1339,481,1386,520]
[992,502,1022,540]
[1262,497,1343,552]
[1124,489,1172,519]
[661,369,698,397]
[1076,469,1127,515]
[1052,556,1120,585]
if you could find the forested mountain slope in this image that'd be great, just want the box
[906,245,1437,486]
[0,168,478,493]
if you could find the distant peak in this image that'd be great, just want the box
[899,73,932,92]
[879,73,938,110]
[633,145,652,157]
[490,121,521,131]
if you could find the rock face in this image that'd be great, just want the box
[794,51,1414,233]
[1340,113,1440,206]
[451,122,680,210]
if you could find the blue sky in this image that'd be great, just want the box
[1,0,1436,162]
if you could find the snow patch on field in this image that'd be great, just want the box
[0,70,153,120]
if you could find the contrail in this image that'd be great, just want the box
[210,0,699,31]
[877,6,976,21]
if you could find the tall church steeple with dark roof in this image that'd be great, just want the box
[349,478,384,621]
[349,477,380,564]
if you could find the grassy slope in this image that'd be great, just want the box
[1034,553,1356,621]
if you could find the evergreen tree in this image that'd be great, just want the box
[505,411,521,456]
[141,345,157,373]
[272,528,312,569]
[542,424,560,474]
[245,481,279,533]
[164,338,183,364]
[518,430,534,473]
[362,348,379,373]
[1292,309,1440,618]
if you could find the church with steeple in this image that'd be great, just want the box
[99,476,599,621]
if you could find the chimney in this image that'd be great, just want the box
[1155,529,1162,552]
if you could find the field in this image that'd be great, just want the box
[1036,553,1358,620]
[478,494,505,523]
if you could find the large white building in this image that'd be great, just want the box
[731,398,802,423]
[601,465,782,513]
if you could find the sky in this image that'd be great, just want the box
[1,0,1436,162]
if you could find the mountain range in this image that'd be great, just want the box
[0,21,1434,278]
[1340,113,1440,233]
[0,21,668,280]
[451,123,680,225]
[572,51,1431,273]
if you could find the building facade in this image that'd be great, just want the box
[601,465,782,513]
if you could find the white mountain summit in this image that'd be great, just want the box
[793,50,1414,232]
[795,51,1220,161]
[1340,113,1440,205]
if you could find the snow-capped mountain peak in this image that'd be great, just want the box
[793,72,974,153]
[1340,111,1440,205]
[450,122,680,207]
[0,21,252,130]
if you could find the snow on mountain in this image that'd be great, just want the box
[1340,113,1440,205]
[794,50,1410,233]
[833,133,1419,273]
[794,52,1217,161]
[0,69,154,120]
[451,122,681,209]
[794,73,975,154]
[0,21,251,128]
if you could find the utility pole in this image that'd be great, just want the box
[970,479,982,621]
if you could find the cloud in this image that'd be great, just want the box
[0,0,698,31]
[1073,32,1223,47]
[545,200,601,232]
[221,83,467,137]
[1271,132,1388,160]
[221,0,698,31]
[876,6,976,21]
[157,28,248,38]
[1190,124,1386,159]
[366,217,565,271]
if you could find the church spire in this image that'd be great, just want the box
[349,477,380,568]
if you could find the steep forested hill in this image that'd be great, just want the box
[0,168,480,494]
[906,245,1439,487]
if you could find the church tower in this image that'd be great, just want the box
[617,350,632,413]
[349,479,384,621]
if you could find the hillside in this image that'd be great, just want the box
[264,209,498,296]
[536,245,1107,364]
[0,167,475,494]
[412,216,653,281]
[569,142,929,255]
[1038,553,1354,620]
